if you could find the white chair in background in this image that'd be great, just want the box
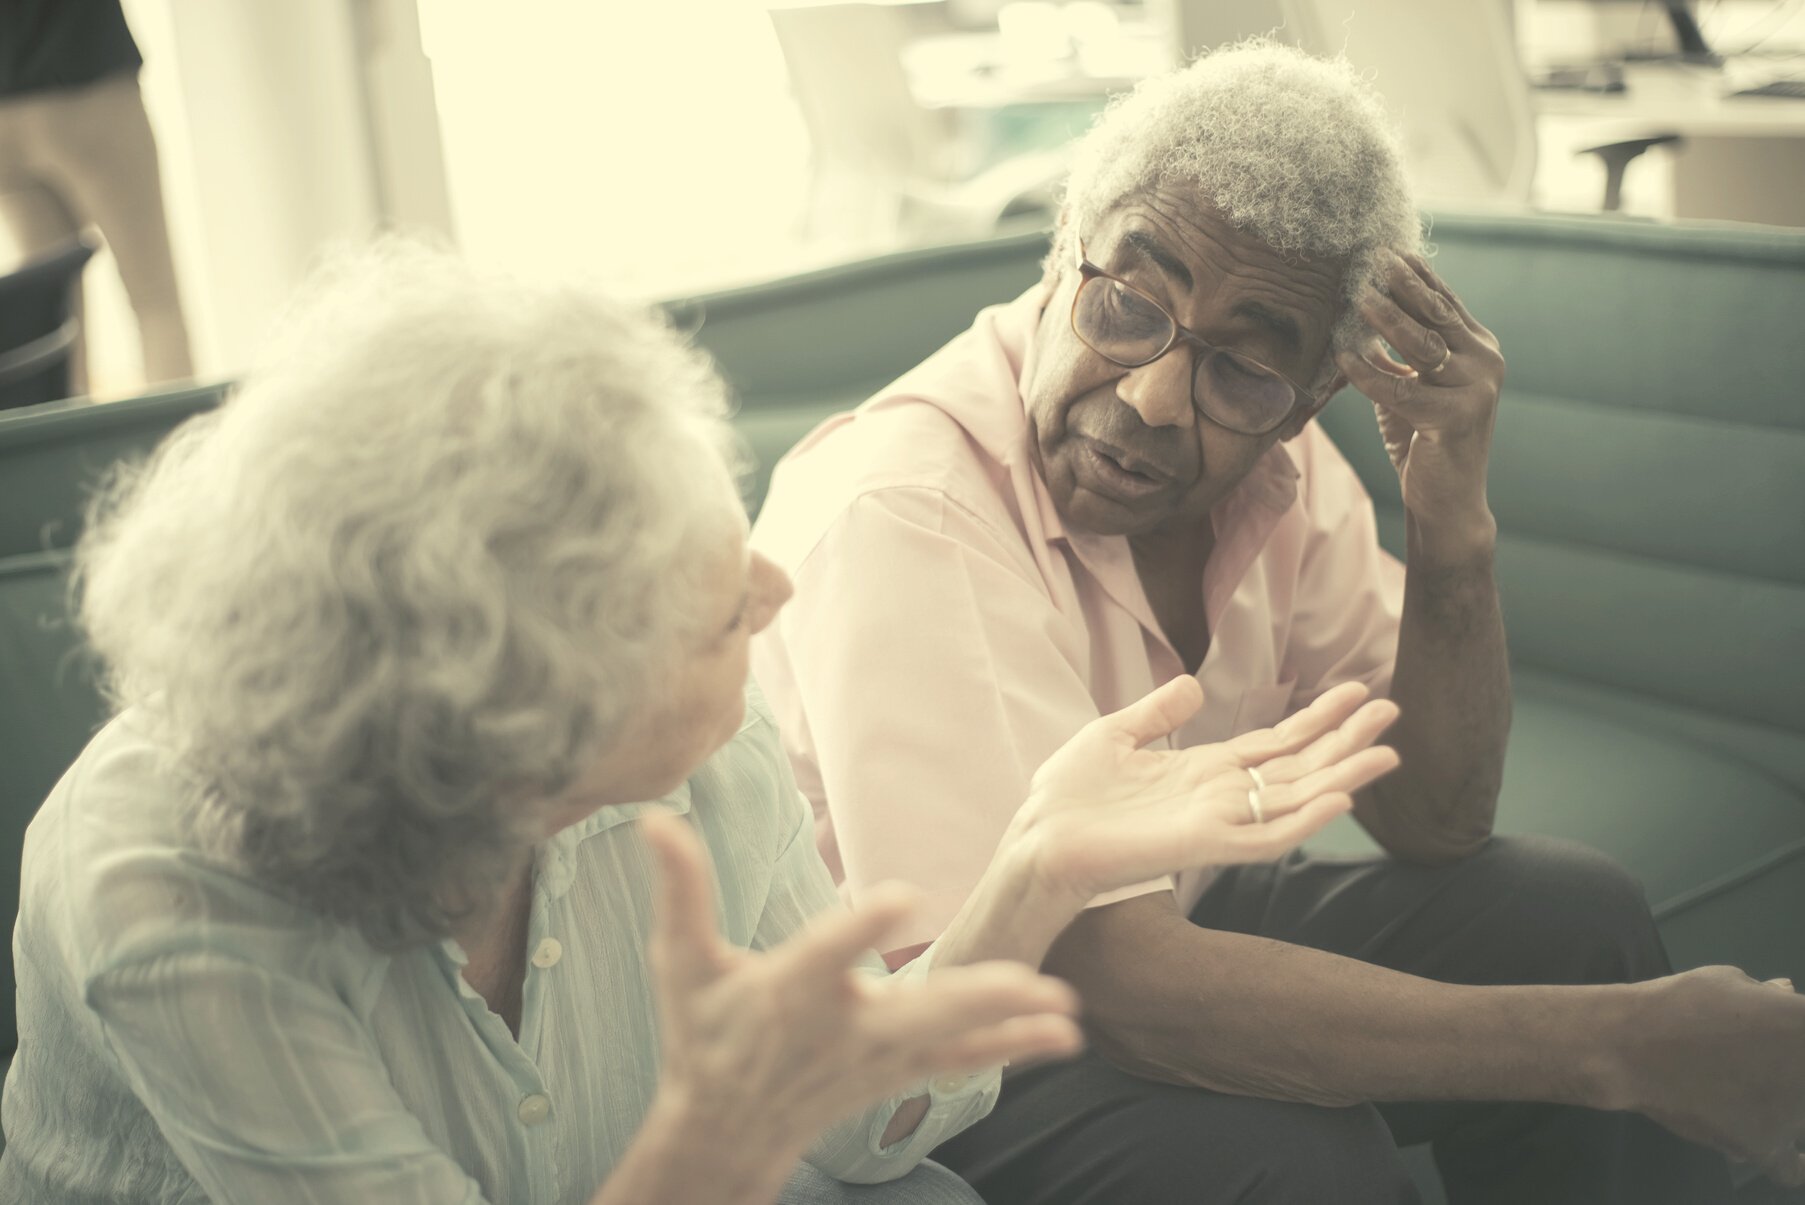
[768,1,1068,247]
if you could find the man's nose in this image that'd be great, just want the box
[1115,348,1195,429]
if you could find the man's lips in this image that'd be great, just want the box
[1074,438,1173,500]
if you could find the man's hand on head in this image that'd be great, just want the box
[1335,251,1506,561]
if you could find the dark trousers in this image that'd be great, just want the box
[933,835,1735,1205]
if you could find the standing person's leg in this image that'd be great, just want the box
[0,97,90,394]
[933,1048,1419,1205]
[780,1159,986,1205]
[19,72,193,383]
[1192,834,1735,1205]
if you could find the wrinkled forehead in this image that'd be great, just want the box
[1086,189,1349,355]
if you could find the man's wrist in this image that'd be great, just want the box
[1503,981,1645,1113]
[1406,505,1497,567]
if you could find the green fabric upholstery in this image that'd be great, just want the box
[0,382,227,559]
[0,550,103,1059]
[1304,217,1805,1001]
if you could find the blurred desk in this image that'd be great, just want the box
[1533,61,1805,224]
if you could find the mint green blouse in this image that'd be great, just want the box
[0,687,998,1203]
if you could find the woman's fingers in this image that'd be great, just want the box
[1218,794,1355,860]
[867,963,1081,1054]
[1254,746,1401,819]
[1253,698,1401,785]
[1225,681,1371,764]
[1100,674,1205,750]
[774,880,922,985]
[917,1013,1085,1076]
[641,813,730,989]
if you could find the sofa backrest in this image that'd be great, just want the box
[0,383,228,560]
[1314,213,1805,738]
[670,232,1051,509]
[0,550,101,1056]
[0,386,227,1055]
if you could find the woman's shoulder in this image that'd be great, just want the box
[20,711,365,986]
[28,709,192,855]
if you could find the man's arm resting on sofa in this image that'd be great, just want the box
[1353,514,1509,865]
[1045,893,1805,1181]
[1044,892,1609,1108]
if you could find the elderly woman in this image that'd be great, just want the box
[0,245,1400,1205]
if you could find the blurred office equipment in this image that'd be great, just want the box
[0,237,93,411]
[1524,0,1805,224]
[1537,68,1805,224]
[1625,0,1719,64]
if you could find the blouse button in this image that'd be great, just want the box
[518,1093,552,1126]
[532,937,563,969]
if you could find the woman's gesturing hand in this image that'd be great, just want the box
[637,813,1082,1173]
[1009,677,1401,901]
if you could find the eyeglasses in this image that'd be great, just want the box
[1070,239,1315,437]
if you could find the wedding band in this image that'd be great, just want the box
[1433,346,1452,374]
[1246,766,1268,824]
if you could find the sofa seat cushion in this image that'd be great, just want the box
[1308,672,1805,979]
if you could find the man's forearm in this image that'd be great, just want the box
[1045,896,1633,1111]
[1356,511,1510,863]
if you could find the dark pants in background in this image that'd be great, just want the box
[933,835,1735,1205]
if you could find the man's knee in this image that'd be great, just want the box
[1464,834,1668,982]
[1093,1090,1414,1204]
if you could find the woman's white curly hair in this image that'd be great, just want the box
[1054,38,1425,374]
[76,240,744,948]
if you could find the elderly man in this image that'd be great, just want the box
[750,42,1805,1204]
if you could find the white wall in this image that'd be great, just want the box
[125,0,390,381]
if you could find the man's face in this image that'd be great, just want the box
[1025,190,1346,537]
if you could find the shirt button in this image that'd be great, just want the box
[531,937,563,969]
[931,1074,970,1095]
[518,1093,552,1126]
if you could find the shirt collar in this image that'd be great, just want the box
[532,778,693,902]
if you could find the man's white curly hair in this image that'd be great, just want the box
[76,240,744,948]
[1054,38,1424,373]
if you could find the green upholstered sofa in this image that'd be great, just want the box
[2,213,1801,1196]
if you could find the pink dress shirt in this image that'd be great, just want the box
[750,289,1405,951]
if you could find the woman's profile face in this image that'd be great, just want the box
[536,524,793,831]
